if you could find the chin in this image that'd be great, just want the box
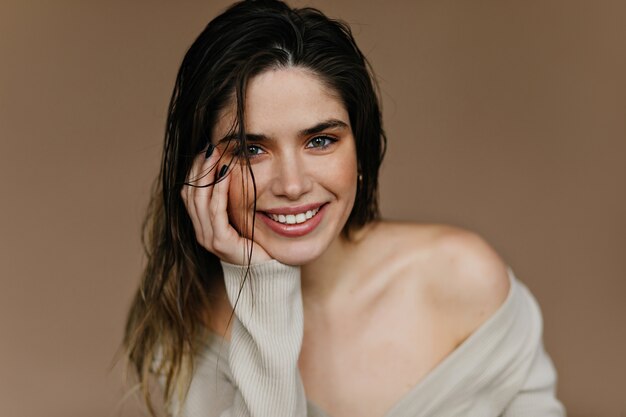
[269,255,318,267]
[264,243,326,266]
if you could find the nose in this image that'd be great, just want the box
[269,154,313,200]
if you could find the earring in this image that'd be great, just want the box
[358,173,363,182]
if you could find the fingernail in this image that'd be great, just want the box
[218,164,228,179]
[205,144,214,159]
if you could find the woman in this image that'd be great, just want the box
[124,1,565,416]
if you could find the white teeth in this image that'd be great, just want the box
[268,208,320,225]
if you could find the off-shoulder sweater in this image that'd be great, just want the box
[175,260,566,417]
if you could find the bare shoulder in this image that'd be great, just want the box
[363,222,511,339]
[424,224,510,306]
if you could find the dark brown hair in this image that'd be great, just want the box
[123,0,386,413]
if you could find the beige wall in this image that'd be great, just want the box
[1,1,624,416]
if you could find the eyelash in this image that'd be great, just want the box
[305,135,337,149]
[232,135,337,158]
[232,144,264,158]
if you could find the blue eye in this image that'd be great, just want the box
[246,145,264,156]
[233,143,264,157]
[306,136,336,149]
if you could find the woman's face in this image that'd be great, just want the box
[212,67,358,266]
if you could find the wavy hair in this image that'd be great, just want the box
[123,0,386,414]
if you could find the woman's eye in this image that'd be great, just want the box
[306,136,336,149]
[233,144,264,157]
[246,145,264,156]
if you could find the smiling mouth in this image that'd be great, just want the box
[266,207,321,225]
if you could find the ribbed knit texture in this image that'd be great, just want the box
[178,265,565,417]
[219,260,306,417]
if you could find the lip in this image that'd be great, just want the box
[259,203,327,238]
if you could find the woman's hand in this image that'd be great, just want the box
[181,146,272,265]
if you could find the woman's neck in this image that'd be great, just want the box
[300,223,375,306]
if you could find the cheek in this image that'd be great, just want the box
[330,148,359,198]
[339,151,359,214]
[334,168,357,197]
[341,169,359,212]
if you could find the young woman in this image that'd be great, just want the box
[124,1,565,416]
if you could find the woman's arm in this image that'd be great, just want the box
[218,260,307,417]
[174,260,308,417]
[180,149,308,416]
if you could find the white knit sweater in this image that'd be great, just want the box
[176,260,566,417]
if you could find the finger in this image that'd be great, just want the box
[183,146,217,244]
[181,150,202,212]
[192,147,223,244]
[181,154,204,243]
[209,162,238,253]
[193,145,220,187]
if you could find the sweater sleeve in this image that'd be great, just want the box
[217,259,307,417]
[500,341,566,417]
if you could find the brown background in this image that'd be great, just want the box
[1,1,624,416]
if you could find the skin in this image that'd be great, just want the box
[182,67,511,417]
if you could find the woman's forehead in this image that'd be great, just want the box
[212,67,349,141]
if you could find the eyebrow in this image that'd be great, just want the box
[216,118,349,145]
[300,119,349,136]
